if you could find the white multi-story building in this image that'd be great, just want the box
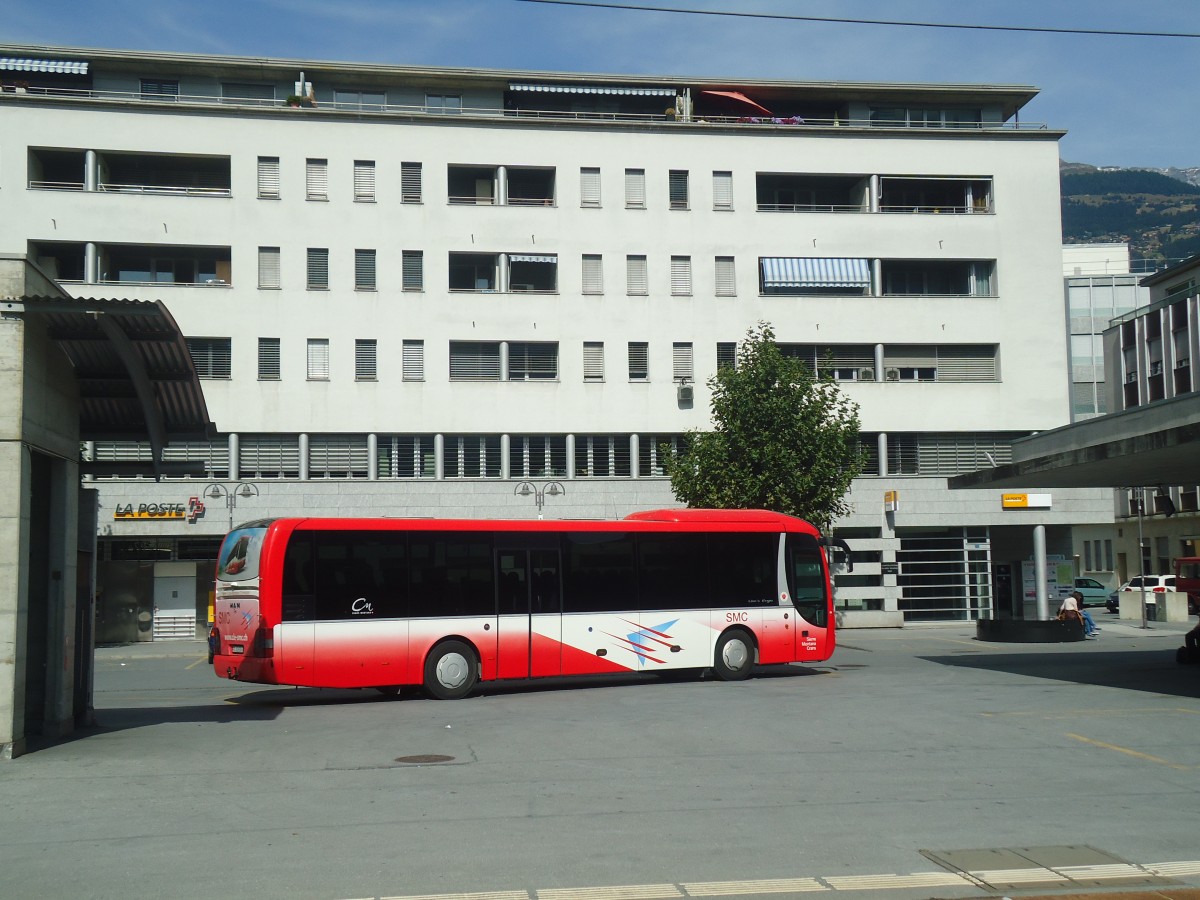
[0,45,1113,635]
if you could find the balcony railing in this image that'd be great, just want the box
[2,85,1050,130]
[758,202,865,213]
[29,179,229,196]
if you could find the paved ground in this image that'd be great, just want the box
[1,615,1197,900]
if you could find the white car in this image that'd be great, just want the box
[1106,575,1176,613]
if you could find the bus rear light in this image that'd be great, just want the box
[252,627,274,657]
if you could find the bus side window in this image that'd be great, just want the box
[708,533,777,607]
[282,533,315,621]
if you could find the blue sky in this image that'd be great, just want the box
[6,0,1197,168]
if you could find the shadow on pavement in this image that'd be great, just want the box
[920,647,1200,699]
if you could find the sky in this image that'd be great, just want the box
[5,0,1198,169]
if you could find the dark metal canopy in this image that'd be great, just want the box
[950,394,1200,490]
[8,295,215,478]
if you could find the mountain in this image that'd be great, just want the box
[1059,161,1200,264]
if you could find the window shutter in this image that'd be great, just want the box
[354,249,376,290]
[306,158,328,200]
[716,342,737,370]
[582,254,603,294]
[258,247,280,289]
[583,341,605,381]
[353,160,375,201]
[628,341,649,381]
[308,435,369,479]
[624,168,645,208]
[670,256,692,296]
[186,337,232,379]
[258,337,281,380]
[712,170,733,209]
[401,161,422,203]
[239,435,301,479]
[307,248,329,289]
[508,342,558,381]
[307,338,330,380]
[672,342,693,381]
[715,256,736,296]
[402,340,425,381]
[626,255,648,295]
[669,170,689,209]
[402,250,424,291]
[355,339,377,381]
[580,167,601,207]
[257,157,280,198]
[936,345,998,382]
[449,341,501,380]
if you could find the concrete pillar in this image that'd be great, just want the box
[1033,524,1049,621]
[629,434,640,479]
[565,434,576,479]
[498,254,509,294]
[298,434,309,481]
[367,434,378,481]
[499,340,509,380]
[497,165,507,206]
[877,432,889,477]
[434,434,445,480]
[868,174,880,212]
[84,150,98,192]
[500,434,511,479]
[872,258,883,297]
[227,433,239,481]
[84,243,98,284]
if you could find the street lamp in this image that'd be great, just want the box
[513,481,565,519]
[204,482,260,532]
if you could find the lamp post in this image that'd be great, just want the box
[204,482,260,532]
[513,481,565,519]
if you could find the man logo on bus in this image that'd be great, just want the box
[352,598,375,615]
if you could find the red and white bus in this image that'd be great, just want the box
[210,508,848,699]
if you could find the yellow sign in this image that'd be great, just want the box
[1002,493,1052,509]
[112,498,207,522]
[884,490,899,512]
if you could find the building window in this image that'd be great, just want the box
[624,168,646,208]
[639,435,684,476]
[309,434,370,479]
[881,260,995,297]
[628,341,649,381]
[1084,541,1093,571]
[669,170,689,210]
[510,435,568,478]
[307,338,330,380]
[306,158,328,200]
[333,90,385,110]
[443,435,502,478]
[401,162,423,203]
[238,435,301,479]
[355,339,377,381]
[582,254,603,295]
[879,177,992,214]
[508,342,558,381]
[223,82,275,102]
[627,255,648,296]
[354,249,377,291]
[402,250,424,291]
[186,337,231,380]
[258,338,281,381]
[712,171,733,210]
[307,248,329,290]
[760,257,871,296]
[426,93,462,114]
[402,340,425,381]
[257,156,280,199]
[583,342,605,382]
[258,247,280,289]
[353,160,376,202]
[378,435,436,479]
[140,79,179,99]
[716,342,737,370]
[672,343,694,382]
[580,167,601,207]
[670,256,692,296]
[575,435,632,478]
[449,341,501,380]
[715,256,736,296]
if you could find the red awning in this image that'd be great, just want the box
[700,90,772,116]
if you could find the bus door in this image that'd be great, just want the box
[786,532,833,660]
[495,537,562,679]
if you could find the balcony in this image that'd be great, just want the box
[28,147,231,197]
[448,252,558,294]
[447,165,555,206]
[756,174,868,213]
[879,177,991,214]
[31,241,233,287]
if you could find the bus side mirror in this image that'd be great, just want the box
[819,536,853,573]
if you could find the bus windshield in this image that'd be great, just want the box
[217,526,267,582]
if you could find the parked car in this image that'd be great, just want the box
[1072,577,1110,607]
[1172,557,1200,615]
[1106,575,1177,614]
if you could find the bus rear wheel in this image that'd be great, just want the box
[424,640,478,700]
[714,630,754,681]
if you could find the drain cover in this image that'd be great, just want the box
[394,754,454,764]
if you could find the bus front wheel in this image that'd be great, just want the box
[424,640,479,700]
[714,630,754,681]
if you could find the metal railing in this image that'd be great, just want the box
[2,85,1050,130]
[758,202,866,213]
[98,182,231,197]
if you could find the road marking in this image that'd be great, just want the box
[921,636,1010,651]
[356,858,1200,900]
[983,707,1199,718]
[680,877,825,894]
[185,656,207,670]
[1066,732,1192,769]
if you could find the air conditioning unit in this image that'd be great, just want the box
[884,367,901,382]
[677,382,694,402]
[858,367,875,382]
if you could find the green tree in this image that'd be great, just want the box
[664,322,863,530]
